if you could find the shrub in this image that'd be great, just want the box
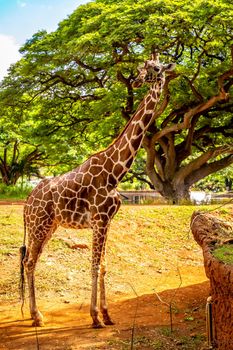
[0,183,33,200]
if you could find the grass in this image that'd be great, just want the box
[0,204,232,296]
[213,244,233,264]
[104,329,206,350]
[108,336,166,350]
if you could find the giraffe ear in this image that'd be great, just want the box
[163,63,176,71]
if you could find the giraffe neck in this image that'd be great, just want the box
[105,79,164,184]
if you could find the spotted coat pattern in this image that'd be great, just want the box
[23,55,175,328]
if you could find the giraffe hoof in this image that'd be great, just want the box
[92,320,106,329]
[32,319,44,327]
[103,318,115,326]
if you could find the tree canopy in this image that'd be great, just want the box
[0,0,232,201]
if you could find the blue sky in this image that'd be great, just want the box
[0,0,88,80]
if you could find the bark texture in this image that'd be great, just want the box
[191,211,233,349]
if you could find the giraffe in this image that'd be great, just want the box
[20,53,175,328]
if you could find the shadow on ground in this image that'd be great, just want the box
[0,281,209,350]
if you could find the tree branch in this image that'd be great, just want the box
[174,145,233,187]
[151,67,233,143]
[186,154,233,187]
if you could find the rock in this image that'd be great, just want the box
[191,211,233,350]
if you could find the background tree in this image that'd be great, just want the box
[195,166,233,192]
[0,0,232,201]
[0,93,46,185]
[0,140,44,185]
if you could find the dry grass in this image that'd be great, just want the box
[0,204,232,302]
[0,203,232,350]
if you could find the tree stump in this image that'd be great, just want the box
[191,211,233,350]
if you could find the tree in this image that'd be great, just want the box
[0,140,44,185]
[0,93,46,185]
[1,0,232,201]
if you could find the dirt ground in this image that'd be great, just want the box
[0,268,209,350]
[0,203,217,350]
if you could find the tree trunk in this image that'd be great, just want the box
[160,182,191,204]
[0,165,11,185]
[191,211,233,350]
[147,175,191,203]
[0,166,20,186]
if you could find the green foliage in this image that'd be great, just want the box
[0,0,232,195]
[194,165,233,192]
[0,183,32,199]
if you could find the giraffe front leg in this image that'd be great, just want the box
[90,224,111,328]
[90,265,105,328]
[99,249,114,326]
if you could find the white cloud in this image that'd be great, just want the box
[0,34,21,81]
[17,1,27,8]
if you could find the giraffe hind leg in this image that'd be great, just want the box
[24,243,44,326]
[24,227,55,327]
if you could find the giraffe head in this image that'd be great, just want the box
[133,53,176,88]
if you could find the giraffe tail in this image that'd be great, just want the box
[19,244,26,317]
[19,213,27,317]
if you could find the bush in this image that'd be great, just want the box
[0,183,33,200]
